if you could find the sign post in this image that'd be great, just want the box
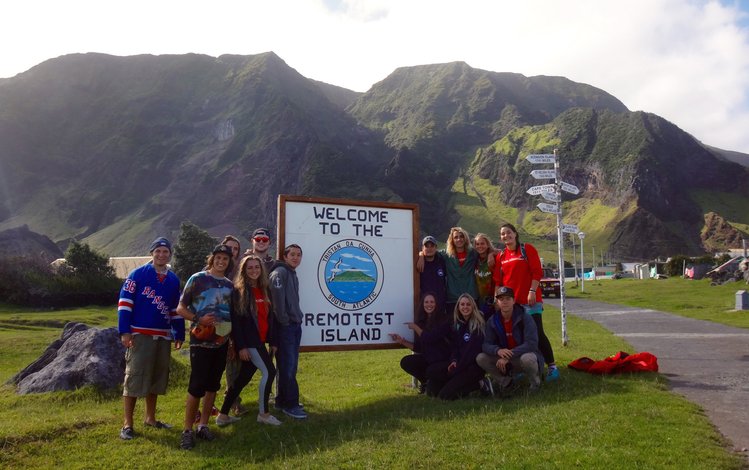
[578,231,585,292]
[525,149,575,345]
[278,195,419,351]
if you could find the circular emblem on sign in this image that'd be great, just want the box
[318,239,384,311]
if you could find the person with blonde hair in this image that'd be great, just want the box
[418,227,487,313]
[216,255,281,427]
[425,294,486,400]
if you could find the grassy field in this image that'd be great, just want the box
[0,302,745,469]
[566,277,749,329]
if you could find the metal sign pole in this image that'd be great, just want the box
[578,232,585,292]
[554,148,568,345]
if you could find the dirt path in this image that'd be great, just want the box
[546,297,749,457]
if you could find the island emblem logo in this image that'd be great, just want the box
[317,239,384,311]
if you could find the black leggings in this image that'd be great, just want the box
[425,361,484,400]
[220,346,276,415]
[400,353,429,383]
[531,314,555,365]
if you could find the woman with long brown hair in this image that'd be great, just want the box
[216,255,281,427]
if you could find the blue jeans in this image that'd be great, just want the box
[275,322,302,408]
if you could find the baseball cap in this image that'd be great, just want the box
[212,244,234,256]
[422,235,438,246]
[252,228,271,238]
[495,286,515,299]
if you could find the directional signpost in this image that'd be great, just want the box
[541,191,560,203]
[561,181,580,195]
[530,169,556,180]
[526,153,556,164]
[525,148,578,345]
[562,223,579,234]
[537,202,560,214]
[527,184,556,195]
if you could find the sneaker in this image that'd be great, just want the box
[480,377,495,397]
[144,420,172,429]
[119,426,135,440]
[180,430,195,450]
[282,405,308,419]
[417,381,427,395]
[216,415,241,427]
[196,425,215,441]
[546,366,560,382]
[257,414,282,426]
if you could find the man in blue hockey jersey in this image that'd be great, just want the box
[117,237,184,440]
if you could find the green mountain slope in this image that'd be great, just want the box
[1,54,746,259]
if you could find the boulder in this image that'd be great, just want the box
[15,322,125,394]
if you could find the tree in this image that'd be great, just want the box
[173,221,216,282]
[65,240,115,278]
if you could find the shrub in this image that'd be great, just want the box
[173,221,216,282]
[0,241,120,308]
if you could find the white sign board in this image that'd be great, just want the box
[530,169,557,180]
[537,202,561,214]
[562,223,579,234]
[527,184,557,195]
[279,195,418,351]
[526,154,556,164]
[560,181,580,195]
[541,191,560,203]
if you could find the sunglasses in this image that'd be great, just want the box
[253,236,270,243]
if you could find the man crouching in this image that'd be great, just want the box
[476,286,543,395]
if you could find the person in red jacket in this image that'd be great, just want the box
[492,223,559,381]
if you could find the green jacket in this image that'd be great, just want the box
[438,249,478,303]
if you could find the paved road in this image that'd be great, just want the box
[546,297,749,456]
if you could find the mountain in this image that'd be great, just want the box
[0,53,747,260]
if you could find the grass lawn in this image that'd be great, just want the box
[566,277,749,329]
[0,303,745,469]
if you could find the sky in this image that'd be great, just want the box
[3,0,749,153]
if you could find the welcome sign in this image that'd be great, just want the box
[277,195,419,351]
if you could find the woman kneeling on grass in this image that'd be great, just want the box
[390,292,451,393]
[216,255,281,427]
[426,294,486,400]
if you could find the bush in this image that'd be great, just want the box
[0,241,120,308]
[173,221,216,282]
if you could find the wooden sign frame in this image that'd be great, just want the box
[277,195,419,352]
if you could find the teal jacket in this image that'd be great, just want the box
[438,249,478,303]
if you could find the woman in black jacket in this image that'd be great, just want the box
[426,293,486,400]
[216,255,280,426]
[391,292,451,393]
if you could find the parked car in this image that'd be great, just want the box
[540,268,561,298]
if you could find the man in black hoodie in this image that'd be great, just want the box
[269,244,307,419]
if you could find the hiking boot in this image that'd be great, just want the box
[196,425,215,441]
[546,366,560,382]
[282,405,308,419]
[119,426,135,440]
[180,430,195,450]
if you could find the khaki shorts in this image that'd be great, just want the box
[123,334,171,397]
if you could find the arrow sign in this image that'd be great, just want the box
[537,202,560,214]
[560,181,580,195]
[527,184,556,195]
[530,169,556,179]
[526,154,556,164]
[562,223,579,234]
[541,191,560,202]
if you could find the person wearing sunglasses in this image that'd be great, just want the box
[245,228,276,272]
